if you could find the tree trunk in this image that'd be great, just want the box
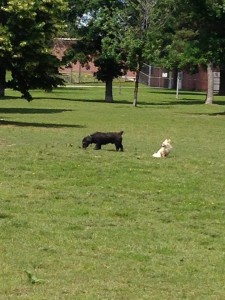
[133,70,140,107]
[0,63,6,98]
[205,62,214,104]
[105,79,113,102]
[218,68,225,95]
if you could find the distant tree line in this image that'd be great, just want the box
[1,0,225,104]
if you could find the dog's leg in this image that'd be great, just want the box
[115,143,123,151]
[119,143,123,151]
[95,143,101,150]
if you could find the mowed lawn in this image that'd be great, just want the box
[0,84,225,299]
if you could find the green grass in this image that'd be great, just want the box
[1,84,225,299]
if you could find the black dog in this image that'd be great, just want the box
[82,131,124,151]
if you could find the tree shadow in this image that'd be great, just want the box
[2,96,208,106]
[0,119,86,128]
[148,89,206,96]
[3,88,224,106]
[34,96,197,106]
[179,110,225,117]
[213,100,225,105]
[0,95,21,100]
[181,98,225,106]
[34,96,105,103]
[190,111,225,117]
[112,98,206,106]
[208,111,225,116]
[0,108,73,114]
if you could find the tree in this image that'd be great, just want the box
[157,0,225,104]
[94,56,125,102]
[64,0,127,103]
[119,0,174,106]
[205,62,214,104]
[0,0,67,100]
[64,0,174,105]
[190,0,225,104]
[120,0,156,106]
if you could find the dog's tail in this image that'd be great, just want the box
[119,131,124,135]
[152,152,161,158]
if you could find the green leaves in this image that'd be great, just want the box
[0,0,68,99]
[158,0,225,70]
[0,26,12,56]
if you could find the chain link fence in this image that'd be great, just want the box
[140,63,174,88]
[60,62,220,92]
[139,63,220,92]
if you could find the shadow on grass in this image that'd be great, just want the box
[212,100,225,106]
[208,111,225,116]
[179,108,225,117]
[34,96,105,103]
[0,119,86,128]
[147,89,205,96]
[83,148,123,152]
[4,89,224,106]
[30,96,206,106]
[0,95,21,100]
[186,111,225,117]
[0,108,73,114]
[9,87,206,106]
[113,98,206,106]
[6,95,223,107]
[139,99,205,106]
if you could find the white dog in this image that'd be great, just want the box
[152,139,172,158]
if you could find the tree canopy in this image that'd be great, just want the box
[64,0,173,105]
[63,0,127,102]
[0,0,67,100]
[1,0,225,103]
[156,0,225,103]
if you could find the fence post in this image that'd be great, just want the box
[78,63,81,83]
[176,71,182,99]
[148,64,151,86]
[168,71,173,89]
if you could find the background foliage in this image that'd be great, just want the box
[0,0,67,99]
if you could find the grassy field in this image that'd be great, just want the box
[0,83,225,299]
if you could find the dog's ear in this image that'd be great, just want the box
[161,140,166,146]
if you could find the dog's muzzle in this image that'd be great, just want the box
[82,136,92,149]
[82,142,88,149]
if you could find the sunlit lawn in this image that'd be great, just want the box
[0,83,225,299]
